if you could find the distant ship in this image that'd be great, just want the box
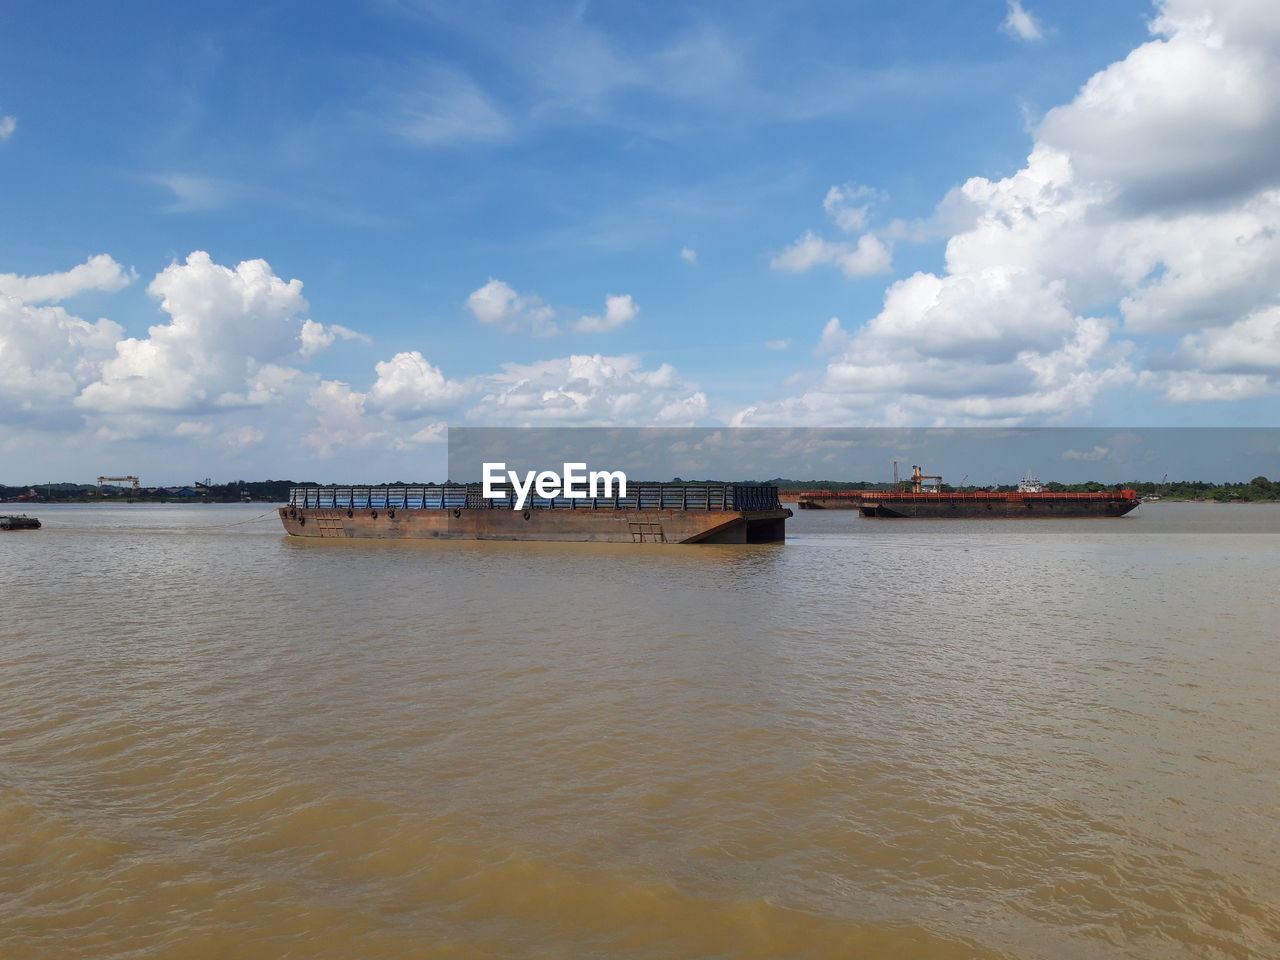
[279,483,791,543]
[790,467,1139,518]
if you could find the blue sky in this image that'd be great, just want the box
[2,0,1279,484]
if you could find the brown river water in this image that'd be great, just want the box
[1,502,1277,959]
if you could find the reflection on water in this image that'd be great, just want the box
[1,502,1277,959]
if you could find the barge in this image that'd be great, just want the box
[280,484,791,543]
[0,514,41,531]
[791,467,1139,518]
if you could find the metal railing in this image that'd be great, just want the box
[789,489,1138,502]
[287,484,782,511]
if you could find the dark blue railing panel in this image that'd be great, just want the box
[287,484,780,511]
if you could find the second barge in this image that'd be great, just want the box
[791,467,1139,518]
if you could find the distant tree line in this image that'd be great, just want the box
[3,475,1277,503]
[0,479,308,503]
[750,476,1280,501]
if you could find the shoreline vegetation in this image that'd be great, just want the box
[2,476,1277,504]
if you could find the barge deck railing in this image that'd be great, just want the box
[288,484,782,511]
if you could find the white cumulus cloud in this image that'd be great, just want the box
[302,379,381,457]
[1039,0,1280,210]
[0,254,136,303]
[816,317,851,355]
[746,0,1280,424]
[466,278,558,336]
[771,231,892,278]
[78,251,314,413]
[0,298,123,423]
[367,350,469,418]
[471,353,707,425]
[575,293,639,333]
[1161,370,1278,402]
[772,182,892,278]
[298,318,370,360]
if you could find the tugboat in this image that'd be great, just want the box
[0,514,41,530]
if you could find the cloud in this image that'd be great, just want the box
[0,256,138,427]
[470,353,707,425]
[174,421,215,439]
[765,339,789,351]
[772,182,892,277]
[302,379,380,457]
[1038,0,1280,211]
[0,251,706,474]
[367,350,469,418]
[503,13,750,129]
[266,350,465,458]
[823,183,883,232]
[1001,1,1044,42]
[221,424,265,450]
[242,364,303,406]
[1161,371,1278,402]
[298,319,370,360]
[392,67,514,147]
[0,254,136,303]
[77,251,314,413]
[466,280,637,336]
[1062,445,1110,461]
[745,0,1280,424]
[0,116,15,140]
[680,247,698,264]
[404,422,448,445]
[152,174,246,213]
[1174,305,1280,372]
[771,231,892,277]
[299,318,337,360]
[575,293,638,333]
[411,5,978,140]
[466,278,558,336]
[816,317,851,355]
[0,297,123,424]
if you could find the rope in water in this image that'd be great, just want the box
[26,508,282,530]
[184,509,281,528]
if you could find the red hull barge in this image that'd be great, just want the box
[789,489,1139,518]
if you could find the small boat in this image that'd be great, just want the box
[0,514,41,530]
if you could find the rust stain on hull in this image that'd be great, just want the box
[278,506,791,543]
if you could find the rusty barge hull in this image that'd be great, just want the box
[280,484,791,543]
[279,506,790,542]
[792,490,1139,518]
